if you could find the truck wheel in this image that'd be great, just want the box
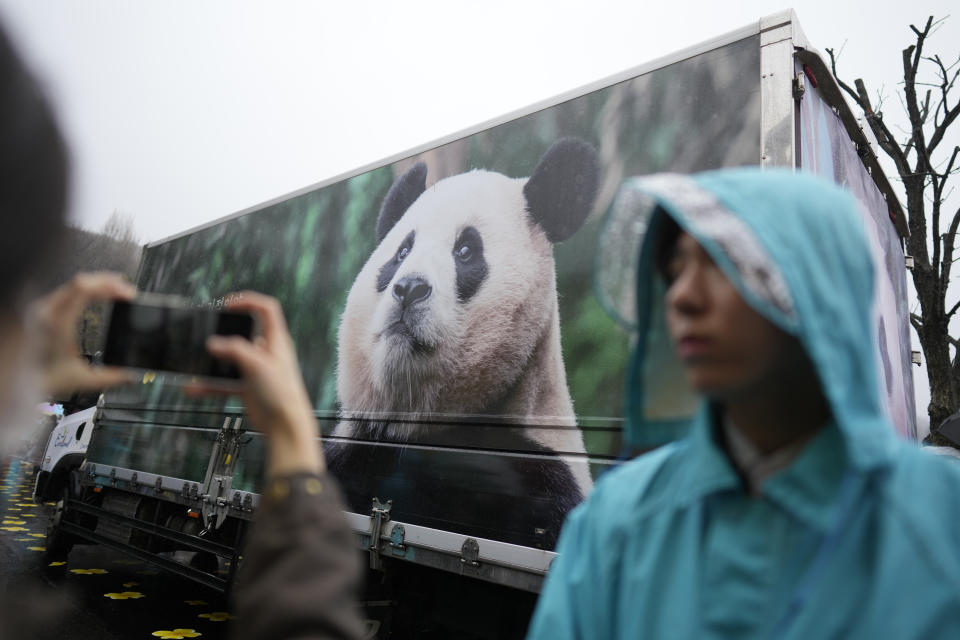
[44,483,77,564]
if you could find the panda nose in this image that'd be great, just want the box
[393,276,432,308]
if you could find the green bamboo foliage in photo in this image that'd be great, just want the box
[106,35,762,465]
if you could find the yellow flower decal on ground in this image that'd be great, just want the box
[184,600,207,606]
[70,568,109,575]
[1,526,29,532]
[152,630,201,639]
[28,532,45,538]
[197,612,236,622]
[123,581,138,588]
[103,591,144,599]
[48,561,66,567]
[2,519,26,525]
[27,546,46,551]
[16,502,36,507]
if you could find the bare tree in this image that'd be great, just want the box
[41,212,142,356]
[828,17,960,441]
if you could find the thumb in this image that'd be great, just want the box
[207,335,265,377]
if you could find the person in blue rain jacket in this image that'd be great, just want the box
[527,168,960,639]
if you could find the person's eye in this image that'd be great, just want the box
[664,257,683,284]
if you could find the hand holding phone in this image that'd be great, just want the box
[191,292,324,476]
[30,272,137,397]
[102,295,255,381]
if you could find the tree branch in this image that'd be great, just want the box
[949,337,960,373]
[826,47,863,105]
[904,19,940,175]
[942,205,960,288]
[948,300,960,320]
[911,312,924,334]
[827,48,912,175]
[932,145,958,277]
[928,54,960,154]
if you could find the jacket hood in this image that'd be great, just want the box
[596,168,898,470]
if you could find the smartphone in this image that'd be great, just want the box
[102,296,255,381]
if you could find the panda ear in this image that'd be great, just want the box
[523,138,599,243]
[377,162,428,243]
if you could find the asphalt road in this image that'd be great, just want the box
[1,458,232,640]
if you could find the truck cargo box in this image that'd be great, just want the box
[53,10,915,637]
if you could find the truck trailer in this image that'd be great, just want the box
[45,11,916,638]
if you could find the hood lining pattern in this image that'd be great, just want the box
[639,173,797,323]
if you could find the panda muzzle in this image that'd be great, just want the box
[392,276,432,309]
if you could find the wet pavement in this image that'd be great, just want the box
[0,458,233,640]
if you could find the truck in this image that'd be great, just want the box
[45,10,916,638]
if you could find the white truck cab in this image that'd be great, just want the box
[34,405,96,503]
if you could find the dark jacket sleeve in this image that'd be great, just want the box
[231,472,366,640]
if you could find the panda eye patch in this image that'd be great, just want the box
[397,236,413,261]
[377,230,415,293]
[453,226,488,303]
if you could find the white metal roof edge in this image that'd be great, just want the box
[146,15,779,249]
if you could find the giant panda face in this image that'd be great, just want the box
[339,171,555,414]
[337,139,599,415]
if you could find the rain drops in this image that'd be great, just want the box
[152,630,201,639]
[103,591,145,600]
[70,568,109,575]
[198,612,236,622]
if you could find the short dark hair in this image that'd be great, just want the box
[0,22,68,315]
[652,208,682,282]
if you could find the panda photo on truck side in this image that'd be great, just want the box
[325,138,599,547]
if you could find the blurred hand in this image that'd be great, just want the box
[197,291,323,477]
[30,272,136,397]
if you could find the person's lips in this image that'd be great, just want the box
[676,335,713,360]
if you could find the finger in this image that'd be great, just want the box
[49,367,136,395]
[206,335,268,377]
[223,292,290,351]
[87,367,138,390]
[45,272,137,321]
[183,380,236,397]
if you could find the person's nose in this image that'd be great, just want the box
[666,265,708,317]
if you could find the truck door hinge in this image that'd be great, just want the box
[793,72,806,100]
[199,416,244,533]
[389,524,406,556]
[368,498,392,571]
[460,538,480,568]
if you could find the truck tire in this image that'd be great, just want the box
[44,479,78,564]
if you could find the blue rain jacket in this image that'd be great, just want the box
[528,169,960,639]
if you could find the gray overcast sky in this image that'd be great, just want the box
[1,0,957,433]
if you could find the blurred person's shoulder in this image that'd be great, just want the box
[887,439,960,504]
[878,440,960,581]
[575,441,690,531]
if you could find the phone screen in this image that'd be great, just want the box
[102,300,254,379]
